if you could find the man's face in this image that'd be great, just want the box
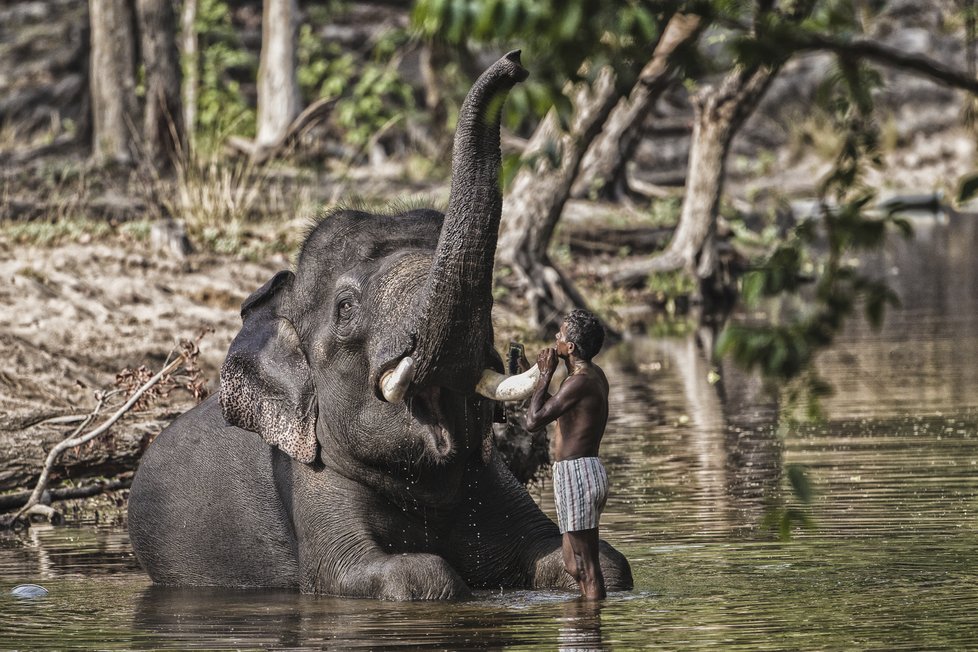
[555,321,572,358]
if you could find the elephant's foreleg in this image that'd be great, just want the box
[528,538,633,592]
[305,550,471,600]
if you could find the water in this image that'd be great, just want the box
[3,213,978,649]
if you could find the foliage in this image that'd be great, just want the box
[647,269,697,301]
[648,196,684,228]
[957,172,978,204]
[762,463,815,540]
[298,24,416,150]
[411,0,675,130]
[3,218,114,247]
[192,0,258,151]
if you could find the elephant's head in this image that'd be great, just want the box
[219,52,528,478]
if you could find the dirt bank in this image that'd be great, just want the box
[0,231,288,501]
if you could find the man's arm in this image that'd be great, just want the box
[524,348,581,431]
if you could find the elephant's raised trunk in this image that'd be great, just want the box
[404,51,528,392]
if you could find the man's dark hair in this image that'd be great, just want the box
[563,309,604,361]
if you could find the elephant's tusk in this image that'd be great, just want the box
[380,357,416,403]
[475,363,568,402]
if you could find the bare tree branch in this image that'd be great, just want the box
[2,346,196,529]
[792,33,978,95]
[573,12,704,200]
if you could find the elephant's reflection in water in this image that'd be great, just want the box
[556,599,607,652]
[133,585,541,650]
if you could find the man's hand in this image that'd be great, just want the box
[536,347,558,378]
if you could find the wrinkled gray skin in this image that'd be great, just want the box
[128,52,632,600]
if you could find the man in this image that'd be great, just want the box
[524,309,610,600]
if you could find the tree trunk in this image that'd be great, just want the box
[180,0,198,155]
[88,0,138,165]
[572,13,704,201]
[255,0,300,150]
[610,65,777,287]
[497,66,620,336]
[135,0,185,171]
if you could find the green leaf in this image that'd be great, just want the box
[957,173,978,204]
[779,510,792,540]
[558,1,583,40]
[787,464,813,503]
[741,270,766,305]
[890,216,914,239]
[474,0,501,37]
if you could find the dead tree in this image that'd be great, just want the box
[497,13,704,335]
[1,340,207,527]
[607,22,978,296]
[497,66,620,336]
[609,65,776,288]
[572,13,704,201]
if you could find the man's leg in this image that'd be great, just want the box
[564,529,606,600]
[561,533,580,588]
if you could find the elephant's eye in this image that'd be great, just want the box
[337,298,356,322]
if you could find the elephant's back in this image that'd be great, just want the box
[128,395,300,588]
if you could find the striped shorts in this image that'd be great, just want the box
[552,457,608,533]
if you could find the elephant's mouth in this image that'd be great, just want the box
[408,385,453,459]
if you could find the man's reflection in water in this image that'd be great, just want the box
[556,598,607,651]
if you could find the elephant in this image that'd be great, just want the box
[127,51,633,600]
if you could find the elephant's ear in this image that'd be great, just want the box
[220,270,319,463]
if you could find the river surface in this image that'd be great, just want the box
[2,213,978,650]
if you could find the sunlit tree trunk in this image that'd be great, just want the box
[572,13,703,200]
[180,0,198,156]
[497,66,619,335]
[89,0,138,165]
[610,65,776,287]
[255,0,300,150]
[135,0,184,170]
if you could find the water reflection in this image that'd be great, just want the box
[818,210,978,416]
[598,328,783,540]
[129,585,611,650]
[555,599,605,651]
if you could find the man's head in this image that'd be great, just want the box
[557,309,605,361]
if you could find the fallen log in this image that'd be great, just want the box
[0,193,147,222]
[566,225,674,257]
[0,476,132,512]
[0,413,159,494]
[226,96,337,163]
[0,75,85,121]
